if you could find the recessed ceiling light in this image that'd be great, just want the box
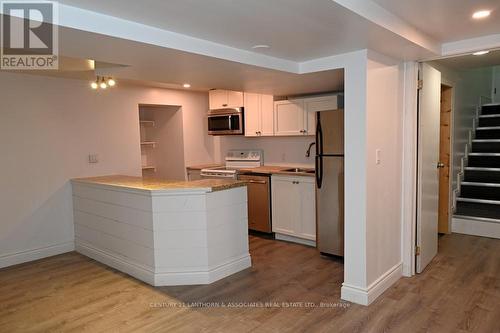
[183,83,191,88]
[472,10,491,19]
[252,44,270,49]
[473,50,490,56]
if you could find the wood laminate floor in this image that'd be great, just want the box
[0,234,499,333]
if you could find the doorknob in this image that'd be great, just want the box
[437,162,445,169]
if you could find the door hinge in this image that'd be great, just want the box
[415,246,421,256]
[417,80,423,90]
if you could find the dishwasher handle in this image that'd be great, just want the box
[245,180,267,184]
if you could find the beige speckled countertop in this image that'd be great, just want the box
[239,166,315,177]
[186,164,315,177]
[72,175,246,193]
[186,163,224,170]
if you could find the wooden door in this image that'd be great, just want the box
[438,85,452,233]
[416,63,441,273]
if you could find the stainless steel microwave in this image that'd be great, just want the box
[207,107,244,135]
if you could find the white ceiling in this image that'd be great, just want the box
[3,1,500,94]
[56,0,436,62]
[56,27,344,96]
[373,0,500,42]
[432,49,500,70]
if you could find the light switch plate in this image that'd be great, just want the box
[88,154,99,164]
[375,149,381,165]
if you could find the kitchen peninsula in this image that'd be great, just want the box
[71,176,250,286]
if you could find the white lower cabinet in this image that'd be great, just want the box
[271,175,316,245]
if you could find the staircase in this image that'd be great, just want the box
[455,103,500,221]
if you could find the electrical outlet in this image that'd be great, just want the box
[88,154,99,164]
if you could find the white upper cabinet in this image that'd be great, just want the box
[260,94,275,136]
[273,95,340,136]
[209,89,244,110]
[303,95,339,113]
[244,93,260,136]
[305,107,316,136]
[274,100,305,136]
[244,93,274,137]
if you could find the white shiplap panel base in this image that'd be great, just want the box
[73,182,251,286]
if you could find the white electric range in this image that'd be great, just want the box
[200,150,263,179]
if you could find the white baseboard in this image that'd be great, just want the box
[154,255,252,286]
[76,240,156,285]
[275,233,316,247]
[341,262,402,306]
[452,217,500,239]
[76,240,251,286]
[0,241,75,269]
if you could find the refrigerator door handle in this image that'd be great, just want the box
[316,155,323,189]
[316,112,323,156]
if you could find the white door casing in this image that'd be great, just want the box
[416,63,441,273]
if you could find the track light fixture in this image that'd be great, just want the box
[90,76,117,90]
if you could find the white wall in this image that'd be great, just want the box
[299,50,380,305]
[493,66,500,103]
[365,51,404,287]
[311,50,405,305]
[0,72,214,268]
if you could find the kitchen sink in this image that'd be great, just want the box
[283,168,315,174]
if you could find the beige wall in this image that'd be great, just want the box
[0,72,214,267]
[217,136,316,166]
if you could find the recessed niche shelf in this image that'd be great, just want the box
[142,166,156,171]
[140,120,155,127]
[140,141,157,147]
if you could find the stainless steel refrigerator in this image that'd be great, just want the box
[315,109,344,256]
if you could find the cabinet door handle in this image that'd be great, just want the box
[222,104,228,107]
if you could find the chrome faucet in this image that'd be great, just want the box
[306,142,316,157]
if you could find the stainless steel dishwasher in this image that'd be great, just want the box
[238,174,272,233]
